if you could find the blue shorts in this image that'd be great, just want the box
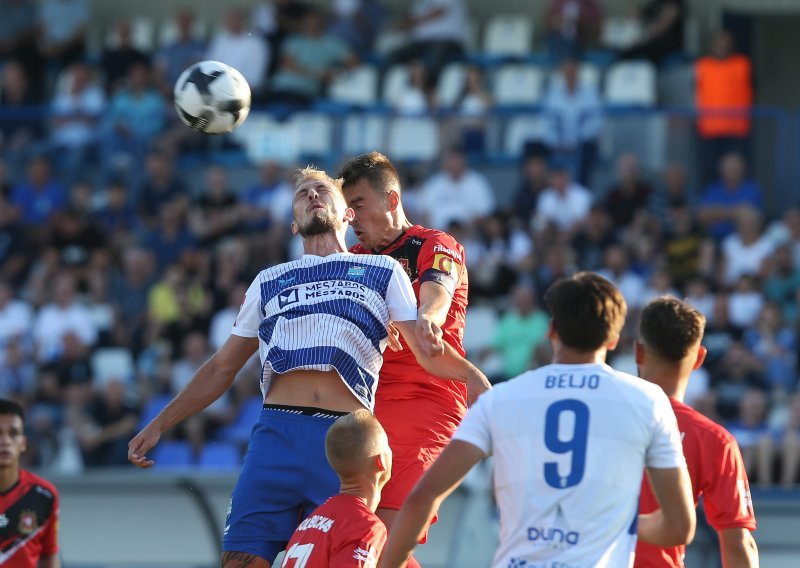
[222,407,342,562]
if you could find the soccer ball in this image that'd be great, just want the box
[174,60,252,134]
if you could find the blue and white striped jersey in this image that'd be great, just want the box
[231,252,418,410]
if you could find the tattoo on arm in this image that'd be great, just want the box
[221,551,269,568]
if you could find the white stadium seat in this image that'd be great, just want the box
[91,347,136,386]
[157,18,208,47]
[386,117,439,162]
[105,17,156,52]
[492,64,545,106]
[436,62,468,108]
[548,62,602,92]
[329,65,379,106]
[504,114,548,156]
[234,113,300,164]
[604,61,657,106]
[342,114,388,155]
[287,112,334,159]
[382,64,411,107]
[483,14,534,56]
[601,16,643,50]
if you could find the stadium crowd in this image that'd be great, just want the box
[0,0,796,488]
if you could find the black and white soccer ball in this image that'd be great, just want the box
[174,60,252,134]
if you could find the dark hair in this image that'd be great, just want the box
[0,399,25,422]
[639,297,706,362]
[338,152,401,195]
[544,272,627,351]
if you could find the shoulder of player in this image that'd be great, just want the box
[413,225,463,248]
[674,402,737,446]
[20,469,59,500]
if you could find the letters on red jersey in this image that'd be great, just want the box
[635,398,756,568]
[282,495,386,568]
[0,469,59,566]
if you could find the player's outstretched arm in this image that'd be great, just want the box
[38,554,61,568]
[638,466,696,547]
[720,527,759,568]
[393,320,491,405]
[379,440,486,568]
[128,335,258,468]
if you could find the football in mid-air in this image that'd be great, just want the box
[174,60,251,134]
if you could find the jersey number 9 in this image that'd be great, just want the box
[544,399,590,489]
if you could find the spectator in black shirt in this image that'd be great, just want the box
[101,19,151,93]
[604,153,653,230]
[620,0,686,65]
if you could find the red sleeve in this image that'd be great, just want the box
[40,487,59,556]
[330,520,387,567]
[701,436,757,531]
[417,233,465,297]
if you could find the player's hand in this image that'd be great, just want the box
[466,370,492,407]
[416,316,444,357]
[386,323,403,352]
[128,425,161,469]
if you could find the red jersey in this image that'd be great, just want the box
[635,398,756,568]
[0,469,59,567]
[351,225,469,413]
[282,495,386,568]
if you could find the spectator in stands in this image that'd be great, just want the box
[33,274,98,363]
[763,244,800,322]
[46,206,107,282]
[541,57,603,186]
[392,59,435,116]
[698,152,762,242]
[386,0,468,86]
[0,60,42,164]
[11,155,67,225]
[242,159,294,228]
[49,61,105,181]
[270,7,358,106]
[598,244,647,311]
[0,280,32,361]
[141,199,196,273]
[721,207,772,286]
[729,274,765,329]
[154,7,207,95]
[743,302,796,394]
[450,65,493,155]
[780,393,800,486]
[188,166,242,248]
[0,0,43,96]
[620,0,686,65]
[252,0,310,78]
[77,378,140,467]
[712,341,767,418]
[695,30,753,185]
[533,157,592,238]
[103,63,166,180]
[207,7,270,96]
[209,281,249,351]
[511,151,549,225]
[571,205,615,271]
[533,245,575,302]
[419,146,495,230]
[662,199,713,290]
[467,213,532,300]
[37,0,89,72]
[650,162,693,225]
[604,153,653,230]
[101,19,151,93]
[768,208,800,270]
[491,283,549,380]
[328,0,389,58]
[0,196,29,287]
[95,180,138,240]
[726,389,774,485]
[545,0,603,58]
[136,151,189,227]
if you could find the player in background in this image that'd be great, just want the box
[0,399,60,568]
[128,167,490,568]
[282,409,392,568]
[338,152,475,540]
[634,297,759,568]
[380,272,696,568]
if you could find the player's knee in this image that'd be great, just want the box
[221,551,271,568]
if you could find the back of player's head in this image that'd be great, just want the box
[639,297,706,362]
[294,166,344,194]
[338,152,401,196]
[325,409,389,479]
[544,272,627,351]
[0,399,25,423]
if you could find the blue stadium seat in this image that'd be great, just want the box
[198,443,242,471]
[218,397,263,445]
[152,441,194,470]
[138,395,173,431]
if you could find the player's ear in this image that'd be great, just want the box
[634,341,645,365]
[343,207,355,223]
[375,453,387,472]
[291,221,299,236]
[692,345,707,370]
[546,320,557,341]
[386,190,400,212]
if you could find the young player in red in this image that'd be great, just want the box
[0,399,60,568]
[339,152,490,541]
[282,409,391,568]
[635,297,759,568]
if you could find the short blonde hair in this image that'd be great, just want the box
[294,166,344,193]
[325,409,387,478]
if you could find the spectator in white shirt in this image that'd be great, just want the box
[541,57,603,186]
[0,280,32,365]
[33,274,98,362]
[207,7,270,94]
[722,206,773,285]
[597,244,647,310]
[419,146,495,230]
[534,158,592,236]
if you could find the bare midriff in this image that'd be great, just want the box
[263,368,364,413]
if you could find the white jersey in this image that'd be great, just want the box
[453,363,685,568]
[231,252,418,410]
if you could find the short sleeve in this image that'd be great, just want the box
[330,521,386,567]
[702,437,757,531]
[417,233,465,297]
[646,391,686,469]
[451,388,494,456]
[385,261,418,322]
[231,276,262,338]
